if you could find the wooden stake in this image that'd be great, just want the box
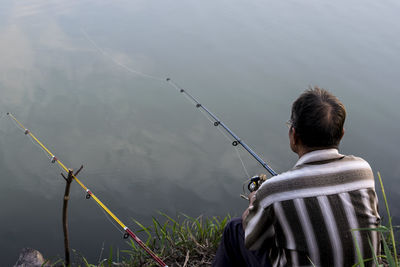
[61,165,83,266]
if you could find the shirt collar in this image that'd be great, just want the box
[294,148,343,167]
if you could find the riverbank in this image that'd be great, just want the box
[14,214,229,267]
[15,174,399,266]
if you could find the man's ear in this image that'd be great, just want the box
[340,128,345,140]
[291,127,299,145]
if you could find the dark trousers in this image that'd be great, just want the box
[212,218,271,267]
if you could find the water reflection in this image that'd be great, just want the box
[0,0,399,265]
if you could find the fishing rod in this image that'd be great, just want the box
[166,78,277,183]
[6,113,168,267]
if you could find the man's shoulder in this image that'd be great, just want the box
[268,153,372,183]
[342,154,371,165]
[255,152,375,209]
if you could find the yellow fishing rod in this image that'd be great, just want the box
[7,112,168,267]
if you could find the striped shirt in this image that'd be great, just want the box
[243,149,381,267]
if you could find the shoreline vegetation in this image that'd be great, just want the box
[42,213,230,267]
[19,173,399,266]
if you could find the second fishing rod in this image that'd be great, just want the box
[7,113,168,267]
[166,78,277,192]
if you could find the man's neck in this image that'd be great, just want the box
[296,146,338,158]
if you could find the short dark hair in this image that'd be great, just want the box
[291,87,346,148]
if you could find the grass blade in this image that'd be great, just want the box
[367,237,380,266]
[381,233,396,266]
[378,172,398,265]
[107,245,113,267]
[351,230,365,267]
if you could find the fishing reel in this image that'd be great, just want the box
[240,175,268,200]
[248,175,266,192]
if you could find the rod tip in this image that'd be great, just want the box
[6,112,9,115]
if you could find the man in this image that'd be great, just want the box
[213,87,381,267]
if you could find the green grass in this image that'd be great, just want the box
[69,213,230,266]
[121,212,230,266]
[351,172,399,267]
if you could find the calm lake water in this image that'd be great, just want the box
[1,0,399,265]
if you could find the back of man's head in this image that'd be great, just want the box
[291,87,346,148]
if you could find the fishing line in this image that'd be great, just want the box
[235,147,250,178]
[7,114,73,175]
[81,30,258,178]
[165,76,251,177]
[81,28,164,82]
[8,115,58,164]
[27,134,52,160]
[96,200,125,235]
[166,79,277,176]
[167,78,269,177]
[197,108,250,177]
[7,115,50,159]
[8,114,26,133]
[189,102,250,177]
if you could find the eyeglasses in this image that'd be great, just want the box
[286,119,293,129]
